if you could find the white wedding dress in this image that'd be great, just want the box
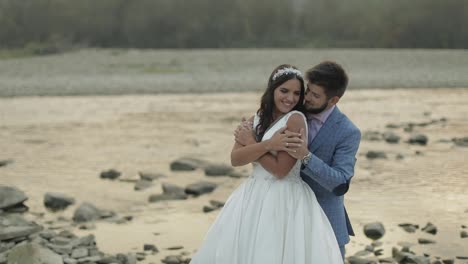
[190,111,343,264]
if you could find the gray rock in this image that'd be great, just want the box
[347,256,379,264]
[72,203,101,223]
[0,160,13,168]
[71,247,88,258]
[162,183,185,195]
[0,186,28,210]
[63,258,78,264]
[0,221,42,241]
[456,256,468,260]
[50,236,71,246]
[383,131,401,144]
[364,245,374,252]
[170,159,199,171]
[374,248,384,256]
[99,169,121,180]
[185,182,217,196]
[167,246,184,250]
[95,255,119,264]
[44,192,75,211]
[134,180,153,191]
[57,230,77,239]
[399,223,419,233]
[371,241,383,248]
[0,253,6,264]
[39,230,57,240]
[392,247,414,262]
[135,253,145,261]
[138,171,166,181]
[377,257,396,263]
[409,134,428,145]
[45,243,73,255]
[3,204,28,213]
[143,244,159,252]
[148,193,188,203]
[441,259,454,264]
[406,255,430,264]
[418,238,436,244]
[421,222,437,235]
[74,255,102,263]
[228,171,249,178]
[203,205,216,213]
[7,242,64,264]
[386,123,401,129]
[363,222,385,240]
[396,154,405,160]
[209,200,225,208]
[354,250,372,257]
[116,254,137,264]
[69,234,95,248]
[363,131,382,141]
[461,230,468,238]
[366,151,387,159]
[161,255,182,264]
[204,164,233,176]
[77,223,96,230]
[452,137,468,147]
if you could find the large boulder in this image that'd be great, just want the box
[7,242,63,264]
[72,202,101,223]
[363,222,385,240]
[44,192,75,211]
[0,186,28,210]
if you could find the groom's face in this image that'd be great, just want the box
[304,83,330,114]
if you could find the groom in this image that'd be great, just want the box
[236,61,361,258]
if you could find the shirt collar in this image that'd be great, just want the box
[309,105,336,124]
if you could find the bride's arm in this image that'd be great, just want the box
[257,113,308,179]
[231,116,273,166]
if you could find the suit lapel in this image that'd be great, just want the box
[308,107,343,153]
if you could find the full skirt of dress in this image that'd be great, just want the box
[189,164,344,264]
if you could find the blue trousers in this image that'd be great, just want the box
[339,245,346,259]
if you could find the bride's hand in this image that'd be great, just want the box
[265,127,303,152]
[234,118,255,146]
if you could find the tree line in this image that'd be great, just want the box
[0,0,466,50]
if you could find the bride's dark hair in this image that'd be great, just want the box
[255,64,305,142]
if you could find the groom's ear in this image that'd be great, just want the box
[329,96,340,105]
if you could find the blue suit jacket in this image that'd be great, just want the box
[300,106,361,246]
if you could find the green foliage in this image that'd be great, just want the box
[0,0,466,49]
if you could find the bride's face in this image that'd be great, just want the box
[273,78,302,116]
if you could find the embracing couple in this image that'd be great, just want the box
[191,61,361,263]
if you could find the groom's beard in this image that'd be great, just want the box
[304,101,328,114]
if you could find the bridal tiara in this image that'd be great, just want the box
[272,67,303,81]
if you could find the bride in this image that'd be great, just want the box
[190,64,343,264]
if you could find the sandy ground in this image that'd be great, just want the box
[1,88,468,262]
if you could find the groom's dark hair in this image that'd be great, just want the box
[305,61,348,99]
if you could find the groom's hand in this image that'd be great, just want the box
[234,117,256,146]
[284,128,309,159]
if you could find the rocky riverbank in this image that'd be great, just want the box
[1,89,468,263]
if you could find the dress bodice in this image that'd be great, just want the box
[251,110,308,182]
